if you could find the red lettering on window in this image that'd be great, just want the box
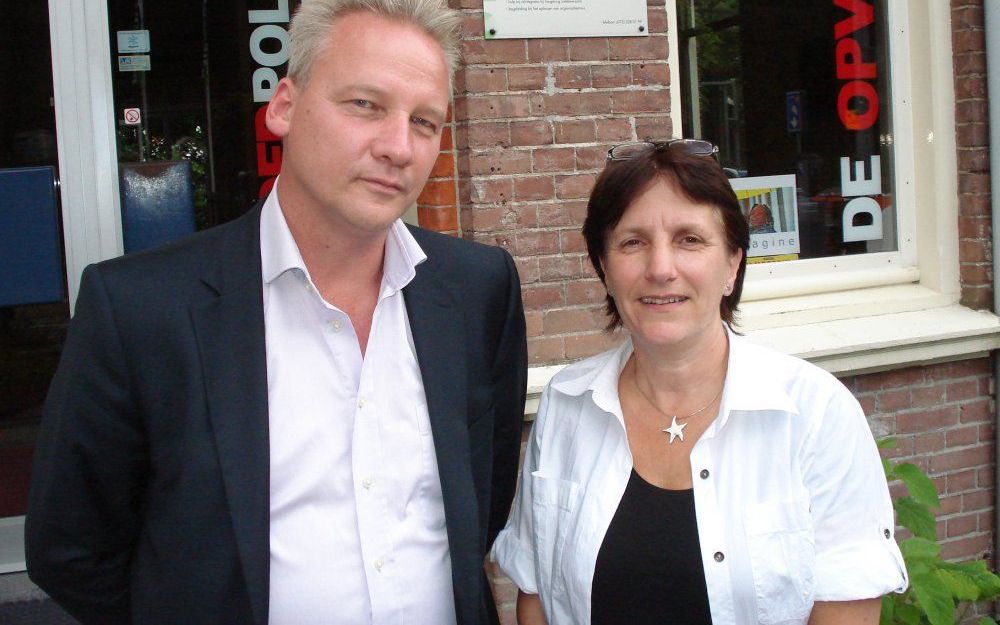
[835,38,877,80]
[838,80,879,131]
[833,0,875,40]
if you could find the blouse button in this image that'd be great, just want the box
[699,469,710,479]
[713,551,725,562]
[884,529,891,539]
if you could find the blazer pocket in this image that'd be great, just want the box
[744,500,815,624]
[529,471,582,598]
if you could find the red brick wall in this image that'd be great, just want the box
[954,0,993,310]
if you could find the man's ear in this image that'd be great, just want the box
[265,77,297,138]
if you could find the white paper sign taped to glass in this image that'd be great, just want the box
[483,0,648,39]
[117,30,150,54]
[118,55,151,72]
[730,175,801,260]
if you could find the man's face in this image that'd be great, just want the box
[266,11,450,238]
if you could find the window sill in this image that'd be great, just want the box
[525,292,1000,418]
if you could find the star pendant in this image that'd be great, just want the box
[663,416,687,443]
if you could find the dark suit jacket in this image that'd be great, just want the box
[25,206,528,625]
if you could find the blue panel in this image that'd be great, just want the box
[0,166,64,307]
[120,161,196,253]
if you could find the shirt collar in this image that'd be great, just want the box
[260,178,427,294]
[549,326,799,432]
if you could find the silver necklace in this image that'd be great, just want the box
[630,362,725,444]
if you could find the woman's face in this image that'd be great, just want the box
[602,177,741,354]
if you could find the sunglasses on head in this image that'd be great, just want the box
[606,139,719,162]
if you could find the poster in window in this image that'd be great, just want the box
[729,175,800,263]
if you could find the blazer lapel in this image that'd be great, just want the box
[190,208,270,625]
[404,270,481,625]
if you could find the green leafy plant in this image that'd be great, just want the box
[879,438,1000,625]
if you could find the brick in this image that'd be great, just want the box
[877,388,910,413]
[464,94,533,120]
[555,120,597,144]
[462,38,526,64]
[956,125,989,149]
[459,148,531,176]
[632,62,671,86]
[565,331,623,359]
[952,5,984,31]
[635,115,673,140]
[929,445,992,473]
[959,399,992,424]
[956,100,989,124]
[456,67,507,94]
[465,205,537,231]
[591,64,631,88]
[561,229,588,253]
[569,38,609,61]
[946,469,978,495]
[611,90,669,114]
[508,66,548,91]
[595,118,633,142]
[510,120,554,146]
[533,147,576,172]
[567,279,607,306]
[858,367,925,392]
[460,122,511,149]
[465,177,513,205]
[937,359,988,380]
[914,432,945,454]
[959,193,991,216]
[576,146,608,170]
[609,35,669,61]
[962,287,994,310]
[440,126,453,150]
[418,179,456,206]
[546,92,613,115]
[961,488,994,512]
[952,29,986,55]
[946,513,979,539]
[514,176,556,201]
[954,53,987,76]
[647,9,668,33]
[529,336,565,364]
[521,284,565,310]
[515,231,561,256]
[556,173,597,199]
[430,152,455,178]
[895,406,959,434]
[959,239,991,263]
[524,310,543,337]
[947,379,984,404]
[945,425,982,448]
[955,76,987,100]
[536,203,576,227]
[555,65,592,89]
[528,39,569,62]
[539,255,586,282]
[417,206,458,232]
[911,384,945,408]
[959,215,991,239]
[514,256,540,285]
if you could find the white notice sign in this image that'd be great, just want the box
[117,30,151,53]
[484,0,648,38]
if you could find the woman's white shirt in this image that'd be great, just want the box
[491,329,907,625]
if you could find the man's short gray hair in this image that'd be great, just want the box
[288,0,461,87]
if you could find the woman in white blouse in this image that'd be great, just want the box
[492,140,907,625]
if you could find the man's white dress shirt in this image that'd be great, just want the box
[492,328,907,625]
[260,187,456,625]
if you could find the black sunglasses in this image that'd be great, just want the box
[606,139,720,162]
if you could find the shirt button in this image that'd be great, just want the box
[358,397,366,409]
[362,477,374,489]
[374,559,383,572]
[700,469,710,479]
[714,551,725,562]
[884,528,891,539]
[331,319,342,332]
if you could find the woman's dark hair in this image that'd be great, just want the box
[582,145,750,331]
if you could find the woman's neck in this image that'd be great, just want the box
[629,324,730,412]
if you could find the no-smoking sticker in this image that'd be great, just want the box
[124,108,141,125]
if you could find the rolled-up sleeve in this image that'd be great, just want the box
[803,386,908,601]
[491,388,551,595]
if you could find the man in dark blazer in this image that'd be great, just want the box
[25,1,527,624]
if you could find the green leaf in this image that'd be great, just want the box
[895,497,937,540]
[879,595,894,625]
[935,568,980,601]
[894,463,941,508]
[882,458,894,481]
[894,601,922,625]
[979,617,999,625]
[900,536,941,562]
[877,437,898,450]
[910,571,955,625]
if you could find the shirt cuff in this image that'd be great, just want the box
[490,528,539,595]
[813,524,908,601]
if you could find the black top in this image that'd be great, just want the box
[591,470,713,625]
